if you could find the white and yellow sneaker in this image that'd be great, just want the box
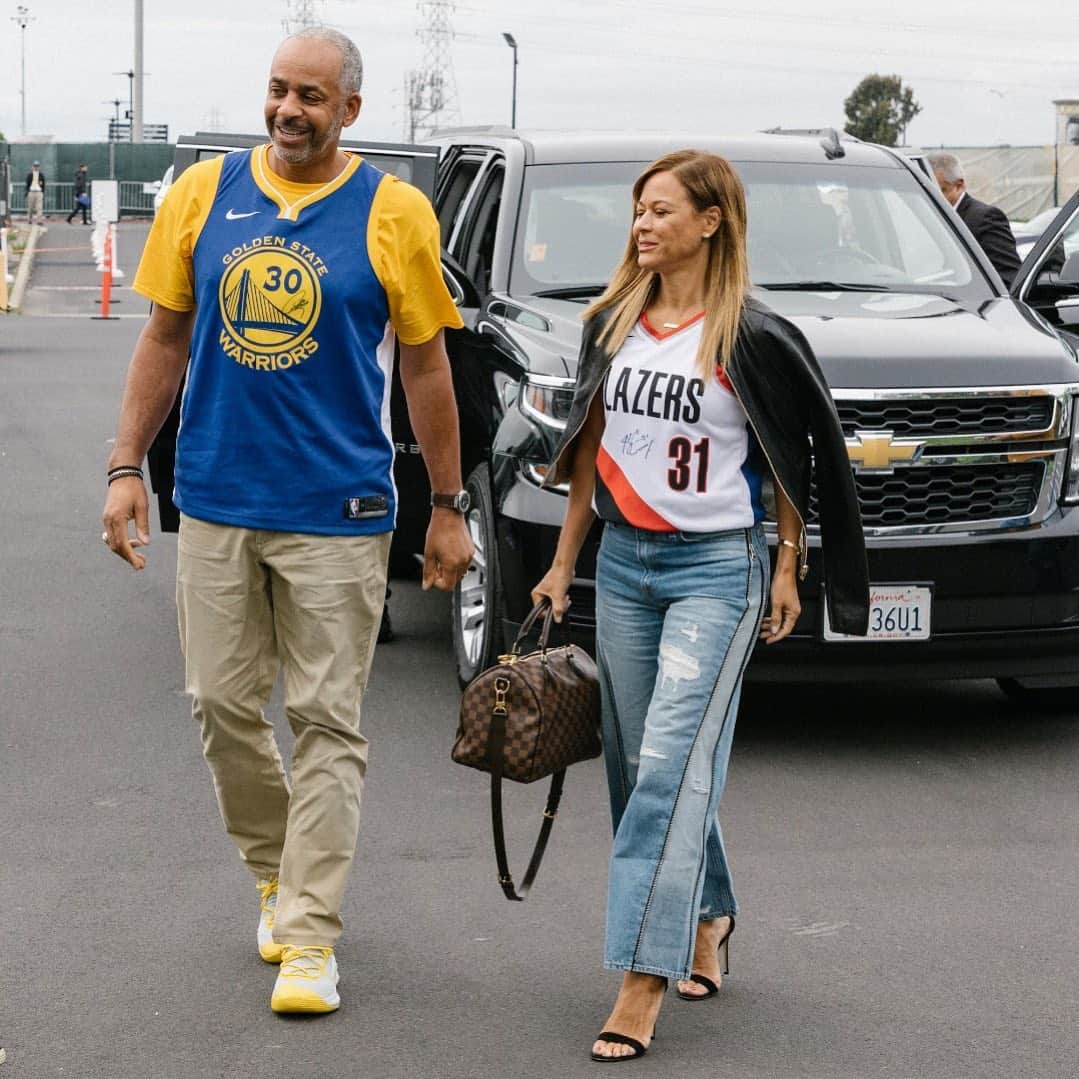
[257,877,285,964]
[270,946,340,1014]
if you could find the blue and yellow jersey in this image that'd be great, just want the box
[133,145,463,535]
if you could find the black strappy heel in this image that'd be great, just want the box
[676,915,735,1001]
[591,978,668,1063]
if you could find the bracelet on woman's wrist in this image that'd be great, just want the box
[777,537,801,555]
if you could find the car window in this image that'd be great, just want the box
[743,165,974,288]
[516,164,631,291]
[459,164,504,296]
[511,160,988,301]
[437,154,485,252]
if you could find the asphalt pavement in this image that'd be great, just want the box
[1,220,1078,1079]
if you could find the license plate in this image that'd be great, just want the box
[822,583,931,642]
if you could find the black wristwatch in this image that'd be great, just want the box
[431,490,471,514]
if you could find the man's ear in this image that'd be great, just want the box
[343,93,362,128]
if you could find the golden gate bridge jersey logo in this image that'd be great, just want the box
[217,245,323,364]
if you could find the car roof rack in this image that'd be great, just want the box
[762,126,858,160]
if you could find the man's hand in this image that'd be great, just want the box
[421,508,475,591]
[102,476,151,571]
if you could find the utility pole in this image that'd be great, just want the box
[11,5,34,137]
[406,1,460,140]
[133,0,144,142]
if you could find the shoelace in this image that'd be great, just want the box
[257,878,279,916]
[280,947,332,980]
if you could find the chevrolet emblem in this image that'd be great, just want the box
[847,430,924,473]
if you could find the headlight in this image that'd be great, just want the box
[519,373,576,430]
[1065,394,1079,505]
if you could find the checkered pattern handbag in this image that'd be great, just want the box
[453,600,601,900]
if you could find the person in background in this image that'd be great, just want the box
[532,149,868,1063]
[25,161,46,226]
[927,151,1022,288]
[67,164,90,224]
[102,26,472,1016]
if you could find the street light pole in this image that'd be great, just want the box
[11,6,35,137]
[502,32,518,129]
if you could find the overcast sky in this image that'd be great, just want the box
[0,0,1075,149]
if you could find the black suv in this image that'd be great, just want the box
[154,130,1079,707]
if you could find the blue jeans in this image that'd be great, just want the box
[595,522,767,980]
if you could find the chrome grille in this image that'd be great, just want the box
[810,462,1044,529]
[836,397,1054,439]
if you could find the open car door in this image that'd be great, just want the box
[146,134,440,532]
[1011,189,1079,351]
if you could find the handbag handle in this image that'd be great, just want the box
[511,599,556,655]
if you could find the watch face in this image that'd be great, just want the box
[455,490,471,513]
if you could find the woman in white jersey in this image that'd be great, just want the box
[533,150,868,1062]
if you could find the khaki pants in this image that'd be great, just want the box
[176,514,390,946]
[26,191,44,224]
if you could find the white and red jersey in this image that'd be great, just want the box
[595,313,767,533]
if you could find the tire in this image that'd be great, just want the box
[452,463,504,687]
[996,678,1079,714]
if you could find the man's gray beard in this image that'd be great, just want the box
[272,111,345,167]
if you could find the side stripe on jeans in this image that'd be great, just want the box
[630,529,766,970]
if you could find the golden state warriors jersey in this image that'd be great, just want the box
[596,313,766,533]
[133,146,462,535]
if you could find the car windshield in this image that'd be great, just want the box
[512,159,988,300]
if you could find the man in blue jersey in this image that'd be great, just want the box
[102,27,472,1015]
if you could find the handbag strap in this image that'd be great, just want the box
[485,677,565,902]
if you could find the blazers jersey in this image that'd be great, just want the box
[596,313,766,533]
[133,145,462,535]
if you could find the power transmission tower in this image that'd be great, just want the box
[282,0,323,34]
[406,1,460,141]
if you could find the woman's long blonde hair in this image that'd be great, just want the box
[585,149,750,378]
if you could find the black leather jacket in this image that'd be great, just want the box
[546,295,870,636]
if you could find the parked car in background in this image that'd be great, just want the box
[150,129,1079,710]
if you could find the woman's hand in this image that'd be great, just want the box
[760,562,801,644]
[532,564,574,623]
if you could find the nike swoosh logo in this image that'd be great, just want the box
[225,209,260,220]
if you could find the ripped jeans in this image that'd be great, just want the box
[595,522,767,980]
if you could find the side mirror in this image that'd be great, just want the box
[441,251,480,309]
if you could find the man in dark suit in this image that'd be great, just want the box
[927,151,1021,288]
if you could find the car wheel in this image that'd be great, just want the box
[453,463,504,687]
[996,678,1079,714]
